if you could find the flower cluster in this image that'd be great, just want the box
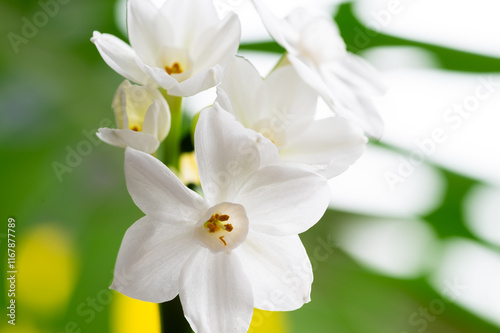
[91,0,383,332]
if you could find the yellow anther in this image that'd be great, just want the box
[165,62,183,75]
[204,213,232,234]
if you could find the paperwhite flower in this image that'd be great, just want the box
[91,0,241,97]
[97,80,170,154]
[251,0,385,138]
[217,56,367,178]
[112,107,330,333]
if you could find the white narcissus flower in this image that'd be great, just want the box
[217,56,367,178]
[97,80,170,154]
[251,0,385,138]
[91,0,241,97]
[112,107,330,333]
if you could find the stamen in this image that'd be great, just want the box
[203,213,232,233]
[195,203,248,253]
[206,222,219,233]
[165,62,183,75]
[131,125,140,132]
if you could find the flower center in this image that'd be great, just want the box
[253,116,288,149]
[130,124,142,132]
[194,203,249,253]
[164,62,183,75]
[204,213,233,246]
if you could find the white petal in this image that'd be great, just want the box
[214,87,235,115]
[127,0,163,65]
[160,0,219,47]
[287,53,333,105]
[153,92,171,142]
[286,8,347,64]
[234,165,330,236]
[236,233,312,311]
[288,54,384,139]
[195,105,279,206]
[112,80,131,129]
[321,66,385,139]
[257,65,317,135]
[167,65,223,97]
[217,56,263,127]
[190,12,241,73]
[284,6,316,32]
[340,53,387,95]
[91,31,148,84]
[179,249,254,333]
[141,101,160,137]
[137,62,179,90]
[111,216,197,303]
[124,147,208,222]
[281,117,367,178]
[97,128,159,154]
[140,95,171,143]
[250,0,298,50]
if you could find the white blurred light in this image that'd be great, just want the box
[354,0,500,57]
[429,238,500,327]
[329,145,445,218]
[335,217,437,278]
[365,64,500,186]
[464,185,500,247]
[360,46,440,71]
[115,0,127,36]
[182,87,217,116]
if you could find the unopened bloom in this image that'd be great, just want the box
[217,56,367,178]
[111,107,330,333]
[92,0,241,97]
[97,80,170,154]
[251,0,385,138]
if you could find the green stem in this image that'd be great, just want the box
[157,91,191,333]
[161,91,183,169]
[160,296,192,333]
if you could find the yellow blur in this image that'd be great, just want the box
[17,224,78,316]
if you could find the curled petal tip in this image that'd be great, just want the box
[90,30,101,43]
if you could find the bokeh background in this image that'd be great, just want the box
[1,0,500,332]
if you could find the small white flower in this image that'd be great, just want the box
[97,80,170,154]
[91,0,241,97]
[217,56,367,178]
[251,0,385,138]
[111,107,330,333]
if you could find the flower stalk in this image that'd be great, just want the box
[158,91,190,333]
[160,297,192,333]
[161,90,183,170]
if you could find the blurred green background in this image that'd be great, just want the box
[1,0,500,332]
